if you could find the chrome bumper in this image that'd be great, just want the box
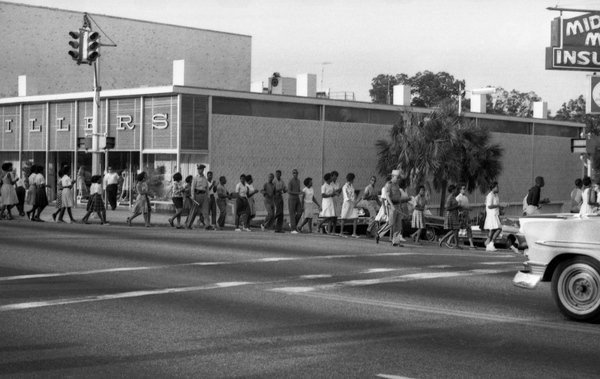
[513,270,542,289]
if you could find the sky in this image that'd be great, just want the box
[4,0,600,114]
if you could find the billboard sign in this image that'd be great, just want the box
[587,75,600,113]
[546,12,600,71]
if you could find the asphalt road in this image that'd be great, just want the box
[1,218,599,378]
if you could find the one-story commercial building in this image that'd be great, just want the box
[0,1,586,215]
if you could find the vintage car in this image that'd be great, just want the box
[465,216,527,249]
[513,213,600,322]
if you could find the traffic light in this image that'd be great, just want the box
[105,137,115,149]
[84,31,100,63]
[78,137,92,149]
[68,30,83,64]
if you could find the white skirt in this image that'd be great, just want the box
[320,198,336,217]
[484,209,501,229]
[340,200,357,219]
[61,188,75,208]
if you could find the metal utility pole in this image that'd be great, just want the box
[69,13,105,175]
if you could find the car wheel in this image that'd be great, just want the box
[425,227,436,242]
[551,256,600,322]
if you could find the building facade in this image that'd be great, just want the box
[0,85,585,212]
[0,1,251,97]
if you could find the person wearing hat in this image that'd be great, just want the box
[382,169,409,245]
[186,164,211,230]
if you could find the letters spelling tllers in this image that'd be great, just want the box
[3,113,169,133]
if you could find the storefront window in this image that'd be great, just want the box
[142,153,177,201]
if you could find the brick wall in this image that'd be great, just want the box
[0,2,251,97]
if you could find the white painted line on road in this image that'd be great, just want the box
[271,269,511,293]
[300,274,333,279]
[362,268,397,274]
[0,252,418,282]
[294,291,600,336]
[0,281,253,312]
[377,374,414,379]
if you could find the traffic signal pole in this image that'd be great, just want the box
[92,59,102,175]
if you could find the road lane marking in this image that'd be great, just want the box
[0,252,417,282]
[362,268,397,273]
[271,269,511,293]
[291,291,600,335]
[0,282,253,312]
[377,375,414,379]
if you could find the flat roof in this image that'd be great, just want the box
[0,84,585,128]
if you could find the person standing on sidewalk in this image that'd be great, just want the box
[57,167,76,223]
[297,177,321,233]
[14,168,26,217]
[261,173,276,231]
[338,173,359,238]
[103,167,119,210]
[216,176,231,229]
[484,182,503,252]
[168,172,184,229]
[82,175,108,225]
[288,169,303,234]
[234,174,251,232]
[385,170,407,245]
[273,170,287,233]
[126,172,151,227]
[207,171,217,229]
[186,164,210,230]
[51,170,64,222]
[1,162,19,220]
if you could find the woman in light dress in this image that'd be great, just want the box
[338,173,359,238]
[57,167,76,223]
[579,176,598,216]
[484,181,503,252]
[1,162,19,220]
[296,177,321,233]
[127,172,152,227]
[317,173,337,234]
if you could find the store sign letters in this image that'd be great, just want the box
[115,113,169,130]
[546,12,600,71]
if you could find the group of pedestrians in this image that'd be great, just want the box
[0,160,567,252]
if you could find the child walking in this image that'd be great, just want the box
[410,185,427,243]
[297,177,321,233]
[81,175,108,225]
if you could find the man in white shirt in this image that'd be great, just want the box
[186,164,211,230]
[103,166,119,210]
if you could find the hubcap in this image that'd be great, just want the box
[558,263,600,315]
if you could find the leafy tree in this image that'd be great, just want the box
[370,70,464,108]
[486,87,542,118]
[376,100,503,215]
[369,74,409,104]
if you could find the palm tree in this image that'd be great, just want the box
[376,100,503,215]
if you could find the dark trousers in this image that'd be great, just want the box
[263,198,275,229]
[217,199,227,227]
[274,196,284,231]
[106,184,118,210]
[235,197,249,228]
[288,195,302,229]
[208,195,217,225]
[16,186,25,214]
[186,193,208,228]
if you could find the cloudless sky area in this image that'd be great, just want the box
[5,0,600,113]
